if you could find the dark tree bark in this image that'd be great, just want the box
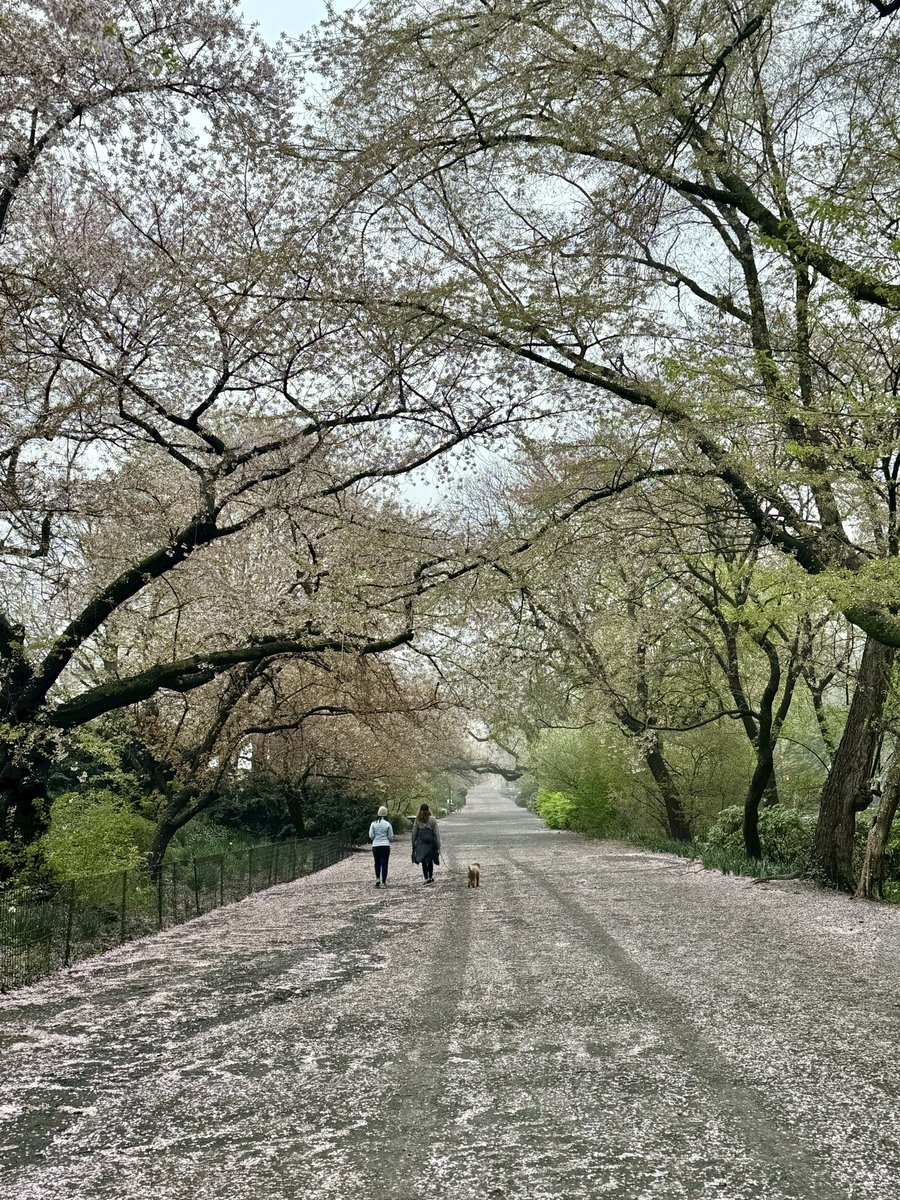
[813,637,896,890]
[761,776,780,806]
[693,586,802,857]
[643,734,692,842]
[741,647,780,860]
[0,733,54,853]
[146,810,193,883]
[448,759,524,781]
[286,772,310,838]
[741,637,801,859]
[856,747,900,901]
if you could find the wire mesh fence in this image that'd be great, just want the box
[0,832,351,993]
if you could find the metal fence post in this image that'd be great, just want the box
[192,859,201,917]
[290,841,297,881]
[63,881,75,968]
[119,870,128,944]
[247,846,253,897]
[219,854,224,907]
[157,870,163,930]
[272,843,279,886]
[172,862,178,924]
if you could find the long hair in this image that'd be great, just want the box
[416,803,431,824]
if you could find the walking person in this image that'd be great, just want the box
[411,803,441,885]
[369,805,394,888]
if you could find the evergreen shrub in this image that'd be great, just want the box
[703,803,816,868]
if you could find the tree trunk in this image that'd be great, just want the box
[743,752,774,860]
[146,819,181,884]
[0,724,54,882]
[286,783,307,837]
[742,641,782,859]
[146,792,204,883]
[146,780,225,882]
[644,738,692,842]
[856,748,900,901]
[813,637,895,890]
[808,683,836,763]
[761,772,780,806]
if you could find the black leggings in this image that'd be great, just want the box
[421,856,434,881]
[373,846,390,883]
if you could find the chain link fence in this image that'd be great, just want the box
[0,832,351,993]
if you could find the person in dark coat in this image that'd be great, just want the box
[411,803,441,885]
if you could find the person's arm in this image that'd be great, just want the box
[432,816,441,850]
[369,821,376,842]
[387,822,394,842]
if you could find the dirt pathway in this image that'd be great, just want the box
[2,783,900,1199]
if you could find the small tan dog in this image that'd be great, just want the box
[467,863,481,889]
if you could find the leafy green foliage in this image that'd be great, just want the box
[166,819,259,862]
[529,730,623,836]
[47,726,168,820]
[535,789,576,830]
[42,792,155,881]
[704,804,816,869]
[27,727,166,882]
[212,775,418,844]
[697,846,797,880]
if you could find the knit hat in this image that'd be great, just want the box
[377,805,388,817]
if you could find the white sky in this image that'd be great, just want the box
[239,0,352,41]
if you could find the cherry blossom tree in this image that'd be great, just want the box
[307,0,900,886]
[0,2,536,877]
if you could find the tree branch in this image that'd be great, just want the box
[48,629,413,729]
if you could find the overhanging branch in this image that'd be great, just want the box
[49,628,413,728]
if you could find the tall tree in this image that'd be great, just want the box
[312,0,900,883]
[0,17,535,871]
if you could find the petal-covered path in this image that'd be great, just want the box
[2,782,900,1200]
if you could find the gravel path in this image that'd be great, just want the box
[2,781,900,1199]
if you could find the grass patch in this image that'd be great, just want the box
[632,835,699,860]
[632,834,804,881]
[697,845,802,880]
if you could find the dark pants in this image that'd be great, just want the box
[373,845,390,883]
[421,855,434,881]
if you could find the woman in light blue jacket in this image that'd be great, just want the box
[369,805,394,888]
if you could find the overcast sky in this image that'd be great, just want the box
[239,0,353,42]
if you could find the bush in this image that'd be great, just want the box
[884,823,900,881]
[42,791,156,881]
[569,780,621,838]
[528,729,625,837]
[703,804,816,868]
[535,789,576,829]
[167,819,259,862]
[514,775,538,810]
